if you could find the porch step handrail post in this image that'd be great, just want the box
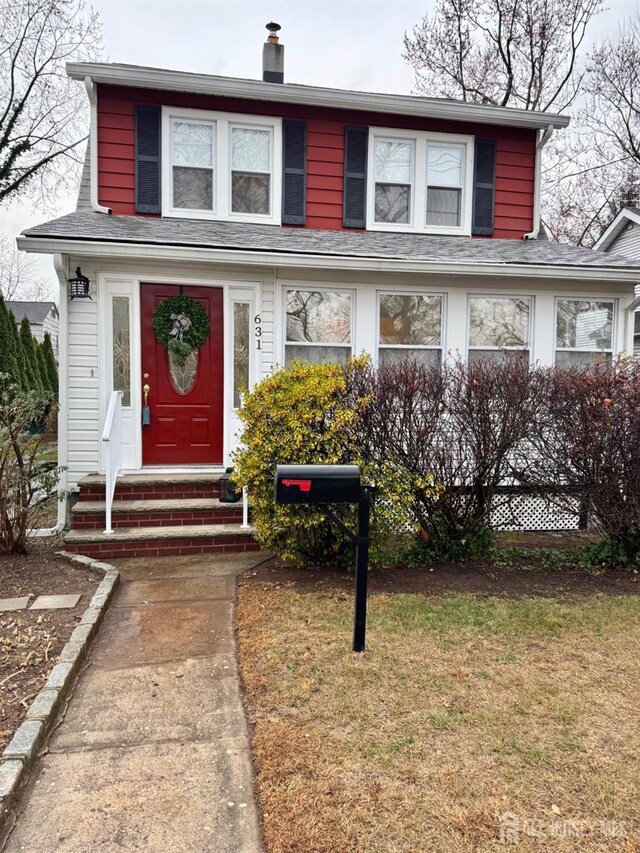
[102,390,123,535]
[241,487,250,529]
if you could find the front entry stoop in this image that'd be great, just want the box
[65,473,258,559]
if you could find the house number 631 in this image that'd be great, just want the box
[254,314,262,350]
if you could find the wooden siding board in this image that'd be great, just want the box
[96,83,536,237]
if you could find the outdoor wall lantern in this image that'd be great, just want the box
[68,267,91,300]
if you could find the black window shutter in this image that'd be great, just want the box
[472,138,496,236]
[135,105,161,214]
[343,125,368,228]
[282,120,306,225]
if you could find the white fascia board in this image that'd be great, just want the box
[16,235,640,285]
[593,208,640,251]
[66,62,571,132]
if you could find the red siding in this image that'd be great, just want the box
[97,84,536,238]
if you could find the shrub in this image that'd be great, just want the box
[528,358,640,566]
[361,356,546,559]
[233,356,421,567]
[0,375,63,554]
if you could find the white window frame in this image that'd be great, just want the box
[283,286,355,365]
[162,106,282,225]
[229,122,274,219]
[367,127,474,235]
[168,115,216,215]
[553,297,616,364]
[376,290,445,365]
[466,294,533,363]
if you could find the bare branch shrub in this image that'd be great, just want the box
[526,359,640,564]
[361,356,546,558]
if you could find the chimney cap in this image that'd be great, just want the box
[266,21,281,34]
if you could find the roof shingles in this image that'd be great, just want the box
[21,211,640,272]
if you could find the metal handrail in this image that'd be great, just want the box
[102,390,123,535]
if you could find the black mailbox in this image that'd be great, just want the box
[274,464,361,505]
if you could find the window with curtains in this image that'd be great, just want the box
[467,296,531,363]
[368,128,473,234]
[555,299,614,366]
[284,289,353,365]
[378,293,443,366]
[163,108,281,223]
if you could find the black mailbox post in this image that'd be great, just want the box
[274,464,372,653]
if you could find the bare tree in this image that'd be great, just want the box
[403,0,603,112]
[0,230,52,300]
[0,0,101,208]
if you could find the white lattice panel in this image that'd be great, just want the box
[490,495,581,531]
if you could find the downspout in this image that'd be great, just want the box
[84,76,112,215]
[523,123,554,240]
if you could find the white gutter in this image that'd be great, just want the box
[84,76,112,215]
[51,253,70,534]
[16,235,640,285]
[67,62,571,132]
[524,123,554,240]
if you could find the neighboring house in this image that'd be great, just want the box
[593,207,640,354]
[6,301,59,360]
[17,25,640,556]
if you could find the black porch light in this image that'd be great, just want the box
[68,267,91,300]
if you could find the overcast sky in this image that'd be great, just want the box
[2,0,638,296]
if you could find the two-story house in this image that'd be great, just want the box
[18,25,640,557]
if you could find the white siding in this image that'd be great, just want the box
[260,272,275,377]
[607,224,640,260]
[42,309,59,359]
[67,282,99,489]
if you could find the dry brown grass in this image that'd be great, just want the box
[236,582,640,852]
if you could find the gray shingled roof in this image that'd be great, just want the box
[6,301,58,325]
[21,211,640,272]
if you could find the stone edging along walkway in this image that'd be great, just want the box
[0,552,119,843]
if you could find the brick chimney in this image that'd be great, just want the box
[263,22,284,83]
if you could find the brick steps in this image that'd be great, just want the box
[64,523,259,559]
[66,472,257,558]
[71,497,247,529]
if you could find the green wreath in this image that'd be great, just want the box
[152,295,210,366]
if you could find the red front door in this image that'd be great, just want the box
[140,283,223,465]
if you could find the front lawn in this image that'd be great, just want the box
[237,561,640,852]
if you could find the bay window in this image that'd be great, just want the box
[285,289,353,365]
[378,293,443,366]
[555,299,614,366]
[468,296,531,363]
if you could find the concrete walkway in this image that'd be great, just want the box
[5,552,268,853]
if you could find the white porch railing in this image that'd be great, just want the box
[241,486,250,529]
[102,390,123,535]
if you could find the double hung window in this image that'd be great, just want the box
[285,289,353,365]
[555,299,614,366]
[369,129,473,234]
[468,296,531,363]
[164,109,280,223]
[378,293,443,366]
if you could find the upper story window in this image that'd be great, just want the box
[368,128,473,235]
[162,108,281,224]
[555,299,614,367]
